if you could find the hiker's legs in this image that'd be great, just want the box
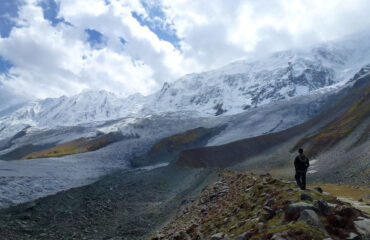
[301,172,306,190]
[295,172,302,188]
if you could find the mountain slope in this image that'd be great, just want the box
[175,66,370,183]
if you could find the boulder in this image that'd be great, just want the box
[300,193,313,201]
[346,232,360,240]
[314,187,323,193]
[298,210,328,236]
[314,200,330,216]
[298,209,320,226]
[285,202,316,221]
[354,218,370,238]
[335,206,361,219]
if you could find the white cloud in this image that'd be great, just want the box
[1,0,370,106]
[0,0,184,99]
[163,0,370,66]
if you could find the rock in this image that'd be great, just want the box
[210,232,225,239]
[328,214,346,228]
[336,206,361,220]
[354,218,370,238]
[237,220,246,227]
[172,231,186,240]
[263,206,274,213]
[257,222,264,231]
[237,229,259,240]
[346,232,360,240]
[245,184,252,189]
[298,209,320,226]
[18,212,32,220]
[300,193,313,201]
[186,224,198,234]
[232,207,239,214]
[24,201,37,211]
[298,210,328,235]
[262,206,276,221]
[314,187,323,193]
[236,232,247,240]
[285,202,316,221]
[262,211,275,221]
[267,178,277,184]
[229,225,237,232]
[358,198,363,202]
[265,197,276,207]
[259,173,271,178]
[327,202,337,208]
[314,200,330,216]
[271,234,285,240]
[239,202,247,209]
[209,194,217,201]
[199,197,206,204]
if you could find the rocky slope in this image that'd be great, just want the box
[0,165,217,240]
[151,169,370,240]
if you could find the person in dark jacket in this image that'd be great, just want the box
[294,148,309,190]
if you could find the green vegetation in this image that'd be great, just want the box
[292,87,370,157]
[308,183,370,204]
[151,127,204,152]
[23,132,122,159]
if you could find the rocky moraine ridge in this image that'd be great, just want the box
[151,170,370,240]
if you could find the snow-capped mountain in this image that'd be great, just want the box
[1,90,148,126]
[152,47,344,115]
[1,32,370,140]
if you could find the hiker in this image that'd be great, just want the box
[294,148,309,190]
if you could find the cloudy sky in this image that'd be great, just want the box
[1,0,370,109]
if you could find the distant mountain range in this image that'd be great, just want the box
[1,32,370,141]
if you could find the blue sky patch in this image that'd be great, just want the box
[131,2,181,50]
[39,0,71,26]
[120,37,127,45]
[85,29,105,48]
[0,56,13,75]
[0,0,23,38]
